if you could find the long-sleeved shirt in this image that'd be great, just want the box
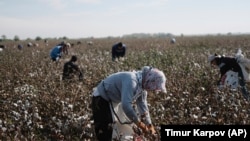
[50,45,63,59]
[215,56,242,84]
[112,43,126,58]
[62,61,81,80]
[94,71,152,125]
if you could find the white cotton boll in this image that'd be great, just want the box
[211,112,217,117]
[9,124,15,131]
[160,104,165,111]
[24,110,28,114]
[195,107,200,111]
[220,98,225,102]
[77,116,87,122]
[2,127,7,132]
[173,115,178,118]
[68,104,73,110]
[86,124,91,128]
[24,114,28,121]
[67,113,73,119]
[63,111,68,116]
[21,106,26,111]
[166,96,171,100]
[62,106,67,111]
[200,87,205,91]
[34,107,38,112]
[12,111,21,118]
[56,129,62,134]
[56,120,62,128]
[39,125,43,129]
[201,116,207,120]
[234,114,238,118]
[193,114,198,119]
[52,116,56,121]
[194,62,200,68]
[157,108,162,113]
[14,87,19,93]
[13,103,18,107]
[21,86,26,93]
[61,101,65,104]
[235,106,238,112]
[34,113,41,120]
[25,100,30,108]
[17,100,22,104]
[27,120,32,126]
[29,73,35,77]
[237,100,242,106]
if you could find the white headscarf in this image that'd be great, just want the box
[142,66,167,93]
[133,66,167,102]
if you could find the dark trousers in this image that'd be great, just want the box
[92,96,113,141]
[238,70,250,100]
[51,58,57,61]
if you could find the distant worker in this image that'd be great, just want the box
[50,41,69,61]
[18,44,23,50]
[44,39,49,46]
[170,38,176,44]
[112,42,126,61]
[208,49,250,101]
[0,45,5,52]
[62,55,83,81]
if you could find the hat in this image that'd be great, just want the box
[142,66,167,93]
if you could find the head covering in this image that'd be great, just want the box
[71,55,77,62]
[66,42,71,48]
[235,48,244,60]
[142,66,167,93]
[208,54,221,63]
[118,42,123,46]
[208,55,216,62]
[60,41,65,45]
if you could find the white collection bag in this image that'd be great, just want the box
[224,70,239,89]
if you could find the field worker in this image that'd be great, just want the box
[208,49,250,101]
[62,55,83,81]
[91,66,167,141]
[50,41,68,61]
[18,44,23,50]
[170,37,176,44]
[112,42,126,61]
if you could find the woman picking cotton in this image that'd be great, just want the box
[91,66,167,141]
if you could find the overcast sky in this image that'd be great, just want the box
[1,0,250,39]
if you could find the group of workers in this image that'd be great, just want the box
[48,40,250,141]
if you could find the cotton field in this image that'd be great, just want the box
[0,35,250,140]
